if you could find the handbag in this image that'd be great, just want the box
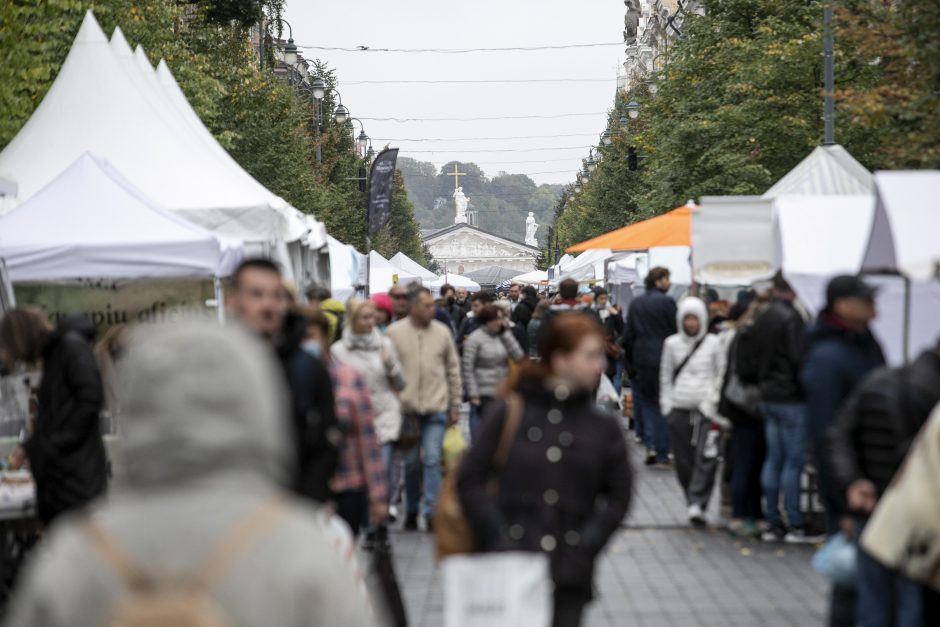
[434,394,523,559]
[395,412,421,451]
[442,551,552,627]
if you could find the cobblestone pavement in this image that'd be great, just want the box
[387,438,829,626]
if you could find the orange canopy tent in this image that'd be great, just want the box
[566,203,694,253]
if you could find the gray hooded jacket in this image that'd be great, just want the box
[4,322,372,627]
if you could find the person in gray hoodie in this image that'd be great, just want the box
[3,322,372,627]
[462,304,524,437]
[660,296,725,527]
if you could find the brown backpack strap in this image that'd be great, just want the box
[190,495,289,590]
[84,523,152,591]
[83,495,289,593]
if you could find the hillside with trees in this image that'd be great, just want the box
[397,157,563,246]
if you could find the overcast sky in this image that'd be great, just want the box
[285,0,625,186]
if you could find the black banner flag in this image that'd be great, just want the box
[367,148,399,236]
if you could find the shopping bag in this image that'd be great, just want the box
[442,551,552,627]
[812,532,857,588]
[442,425,468,472]
[362,525,408,626]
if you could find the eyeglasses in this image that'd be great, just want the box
[391,294,409,300]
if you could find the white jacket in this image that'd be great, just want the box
[659,297,723,418]
[332,328,406,444]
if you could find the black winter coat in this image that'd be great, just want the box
[749,298,806,403]
[457,381,632,594]
[511,295,538,329]
[276,313,340,502]
[622,289,676,395]
[829,350,940,497]
[26,316,107,525]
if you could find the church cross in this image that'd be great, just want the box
[447,163,467,192]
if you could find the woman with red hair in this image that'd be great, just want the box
[457,312,633,626]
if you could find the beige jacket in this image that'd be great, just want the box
[386,318,462,415]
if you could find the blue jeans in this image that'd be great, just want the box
[633,385,669,461]
[760,402,806,529]
[857,521,923,627]
[404,412,448,518]
[731,419,766,521]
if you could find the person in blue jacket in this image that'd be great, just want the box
[800,274,884,627]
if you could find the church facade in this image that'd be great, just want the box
[422,224,540,274]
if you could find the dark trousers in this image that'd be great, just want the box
[634,381,669,461]
[553,588,589,627]
[730,420,766,520]
[335,489,368,536]
[667,410,720,508]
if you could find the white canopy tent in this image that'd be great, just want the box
[0,154,241,284]
[861,171,940,281]
[327,236,364,303]
[774,193,940,365]
[389,252,438,286]
[552,248,612,286]
[431,273,481,295]
[763,145,874,198]
[693,196,776,286]
[512,269,549,286]
[368,251,422,295]
[0,12,309,255]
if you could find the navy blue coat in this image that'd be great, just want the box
[800,316,885,445]
[622,289,677,396]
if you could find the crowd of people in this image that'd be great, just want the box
[1,257,939,626]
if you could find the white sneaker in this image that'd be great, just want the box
[687,504,706,527]
[784,528,825,545]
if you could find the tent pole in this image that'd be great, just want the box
[903,275,911,365]
[213,276,225,324]
[365,236,371,298]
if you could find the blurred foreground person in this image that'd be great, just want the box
[3,322,371,627]
[659,297,724,527]
[860,401,940,627]
[303,310,389,536]
[802,275,884,627]
[0,308,106,526]
[457,313,632,626]
[226,259,339,503]
[829,339,940,626]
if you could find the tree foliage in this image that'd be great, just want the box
[0,0,427,263]
[551,0,936,252]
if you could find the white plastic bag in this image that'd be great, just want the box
[443,551,552,627]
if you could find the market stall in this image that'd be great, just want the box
[390,252,438,287]
[368,251,422,295]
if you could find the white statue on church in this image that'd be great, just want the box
[525,211,539,246]
[454,186,469,224]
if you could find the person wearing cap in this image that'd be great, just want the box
[801,274,885,627]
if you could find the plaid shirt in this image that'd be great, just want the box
[328,361,389,504]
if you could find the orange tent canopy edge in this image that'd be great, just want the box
[565,204,695,253]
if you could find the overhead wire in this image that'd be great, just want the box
[359,112,608,122]
[343,77,614,85]
[296,42,624,54]
[373,133,598,142]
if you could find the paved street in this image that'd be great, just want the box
[388,440,828,626]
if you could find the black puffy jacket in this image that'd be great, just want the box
[749,298,806,403]
[26,315,107,525]
[829,350,940,497]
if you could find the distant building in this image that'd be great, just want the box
[622,0,704,91]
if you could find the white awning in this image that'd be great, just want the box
[0,154,242,282]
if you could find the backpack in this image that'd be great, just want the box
[83,497,288,627]
[733,323,761,385]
